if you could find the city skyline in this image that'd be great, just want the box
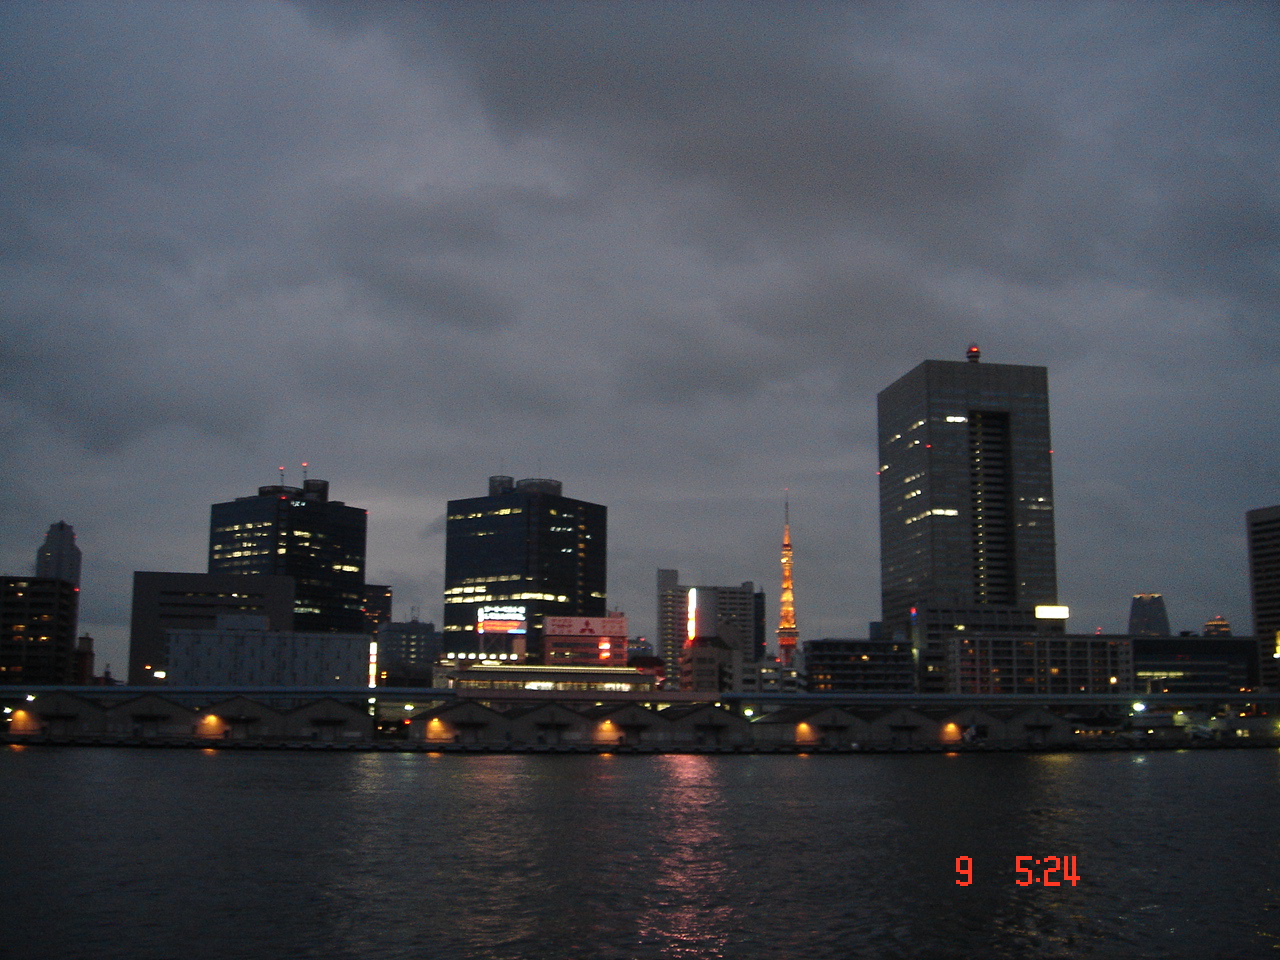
[2,3,1276,674]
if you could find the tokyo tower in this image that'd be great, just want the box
[777,497,799,666]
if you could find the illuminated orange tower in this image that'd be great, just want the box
[777,497,799,665]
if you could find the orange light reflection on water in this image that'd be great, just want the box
[636,754,733,956]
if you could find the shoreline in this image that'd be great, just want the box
[6,734,1278,755]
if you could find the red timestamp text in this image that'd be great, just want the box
[955,856,1079,886]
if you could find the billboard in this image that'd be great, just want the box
[543,615,628,638]
[477,604,528,635]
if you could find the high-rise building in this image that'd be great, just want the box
[208,478,367,634]
[1,577,80,684]
[444,477,606,660]
[35,521,81,586]
[1247,506,1280,691]
[1128,594,1171,637]
[656,569,765,682]
[878,346,1060,691]
[1203,615,1232,637]
[1247,505,1280,640]
[362,584,393,631]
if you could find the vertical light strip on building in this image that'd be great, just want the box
[686,588,697,646]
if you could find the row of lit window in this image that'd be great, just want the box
[445,592,571,604]
[448,508,525,520]
[904,508,959,524]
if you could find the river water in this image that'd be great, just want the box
[2,745,1277,959]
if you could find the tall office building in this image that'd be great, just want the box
[208,478,367,634]
[362,584,393,632]
[878,346,1060,691]
[444,477,606,660]
[35,521,81,586]
[1128,593,1171,637]
[656,569,765,681]
[1202,615,1232,637]
[1248,505,1280,640]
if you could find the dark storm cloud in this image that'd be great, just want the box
[2,0,1276,670]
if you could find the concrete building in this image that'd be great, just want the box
[656,570,764,682]
[165,616,373,687]
[1133,636,1263,693]
[945,633,1133,695]
[209,478,368,634]
[444,477,606,659]
[803,638,916,693]
[544,614,630,666]
[878,347,1061,691]
[374,619,443,686]
[128,571,295,685]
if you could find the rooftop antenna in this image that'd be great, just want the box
[302,461,309,483]
[278,465,285,486]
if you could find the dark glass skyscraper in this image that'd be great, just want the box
[444,477,606,660]
[1127,593,1171,637]
[878,348,1060,690]
[208,479,368,634]
[1247,505,1280,641]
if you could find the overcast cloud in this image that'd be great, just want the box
[2,1,1276,674]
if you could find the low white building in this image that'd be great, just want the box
[166,615,373,687]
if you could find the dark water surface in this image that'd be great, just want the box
[2,746,1278,959]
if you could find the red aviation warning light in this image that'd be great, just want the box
[967,343,981,362]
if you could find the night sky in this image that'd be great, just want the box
[3,1,1277,676]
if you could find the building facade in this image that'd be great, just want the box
[165,616,373,687]
[0,577,79,684]
[444,477,606,660]
[1133,636,1262,694]
[128,571,296,684]
[208,478,368,634]
[656,570,765,683]
[946,633,1133,695]
[544,614,630,666]
[803,638,916,693]
[373,619,443,686]
[1248,505,1280,640]
[878,348,1060,691]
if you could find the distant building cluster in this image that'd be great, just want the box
[3,348,1279,713]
